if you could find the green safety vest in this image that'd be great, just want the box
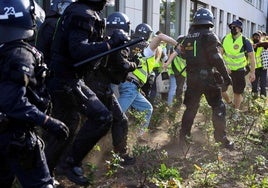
[169,56,186,77]
[222,33,247,70]
[133,56,155,84]
[255,47,264,68]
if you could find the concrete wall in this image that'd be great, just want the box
[121,0,161,33]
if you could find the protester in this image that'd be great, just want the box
[163,35,186,107]
[118,23,178,140]
[221,20,256,113]
[251,32,268,98]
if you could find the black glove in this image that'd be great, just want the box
[223,75,232,86]
[107,29,130,48]
[123,61,137,72]
[43,116,69,140]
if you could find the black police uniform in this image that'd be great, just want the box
[179,26,233,148]
[84,48,137,155]
[48,1,130,185]
[0,40,58,188]
[35,11,60,67]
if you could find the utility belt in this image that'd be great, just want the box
[126,76,142,88]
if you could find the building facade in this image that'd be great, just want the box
[38,0,267,39]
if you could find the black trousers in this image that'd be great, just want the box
[180,75,227,142]
[0,129,53,187]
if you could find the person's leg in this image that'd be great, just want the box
[167,75,177,106]
[260,69,267,97]
[10,133,53,187]
[233,93,243,109]
[179,87,201,139]
[110,94,136,165]
[118,82,139,112]
[63,81,113,186]
[232,71,246,110]
[221,90,232,104]
[251,68,260,95]
[175,75,186,106]
[131,93,153,130]
[45,91,81,175]
[205,85,234,150]
[0,134,16,187]
[148,70,159,103]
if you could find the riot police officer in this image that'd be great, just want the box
[35,0,75,66]
[48,0,130,186]
[179,8,234,150]
[35,0,76,178]
[0,0,69,187]
[84,11,137,167]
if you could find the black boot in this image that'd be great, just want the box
[119,153,136,166]
[59,157,90,186]
[216,136,234,151]
[114,144,136,166]
[67,166,89,186]
[222,139,234,150]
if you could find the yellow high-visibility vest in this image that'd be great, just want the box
[223,33,247,70]
[255,47,264,68]
[133,56,155,84]
[169,56,186,77]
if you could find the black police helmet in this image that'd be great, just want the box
[106,12,130,36]
[192,8,214,28]
[0,0,39,44]
[50,0,75,15]
[133,23,153,41]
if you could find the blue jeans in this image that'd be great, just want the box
[167,74,186,106]
[118,81,153,129]
[167,75,177,106]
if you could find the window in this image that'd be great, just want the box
[189,0,206,23]
[257,0,263,10]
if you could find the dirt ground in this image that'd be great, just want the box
[53,88,268,188]
[55,107,252,188]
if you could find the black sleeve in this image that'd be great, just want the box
[63,9,109,62]
[205,33,230,80]
[0,47,47,125]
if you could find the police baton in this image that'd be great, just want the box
[73,37,145,68]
